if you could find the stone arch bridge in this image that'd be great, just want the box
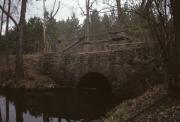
[40,33,161,97]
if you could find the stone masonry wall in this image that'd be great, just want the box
[39,47,164,97]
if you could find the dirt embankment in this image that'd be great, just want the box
[0,54,54,89]
[104,85,180,122]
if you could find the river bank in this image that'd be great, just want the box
[103,84,180,122]
[0,54,56,89]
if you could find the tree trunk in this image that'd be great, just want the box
[116,0,121,23]
[169,0,180,95]
[15,103,23,122]
[6,98,9,122]
[58,118,61,122]
[173,0,180,61]
[43,115,50,122]
[43,0,48,52]
[86,0,90,41]
[0,0,6,36]
[5,0,11,65]
[0,107,2,122]
[15,0,27,82]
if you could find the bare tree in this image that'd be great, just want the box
[103,0,121,23]
[40,0,60,52]
[171,0,180,95]
[5,0,11,35]
[5,0,11,65]
[116,0,121,23]
[50,0,61,18]
[0,0,27,81]
[15,0,27,81]
[48,0,60,52]
[77,0,97,41]
[0,3,18,27]
[137,0,180,95]
[42,0,47,52]
[0,0,6,36]
[86,0,90,41]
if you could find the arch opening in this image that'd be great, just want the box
[78,72,112,96]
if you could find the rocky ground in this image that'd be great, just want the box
[103,84,180,122]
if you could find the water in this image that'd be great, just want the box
[0,88,118,122]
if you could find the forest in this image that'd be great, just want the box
[0,0,180,122]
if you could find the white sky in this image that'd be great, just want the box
[27,0,117,23]
[27,0,83,20]
[1,0,130,34]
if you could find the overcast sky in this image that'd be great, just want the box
[27,0,83,20]
[27,0,117,23]
[1,0,132,34]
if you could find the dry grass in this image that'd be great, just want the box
[0,54,54,88]
[104,84,180,122]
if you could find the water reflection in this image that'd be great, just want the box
[0,88,118,122]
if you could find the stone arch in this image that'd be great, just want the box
[77,72,112,95]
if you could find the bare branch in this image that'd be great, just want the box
[52,1,61,18]
[0,0,6,35]
[97,7,114,13]
[0,4,18,27]
[51,0,57,16]
[103,1,115,8]
[77,0,86,15]
[89,0,96,8]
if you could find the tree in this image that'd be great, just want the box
[55,13,80,42]
[137,0,180,95]
[68,13,80,37]
[40,0,60,52]
[24,17,43,53]
[0,0,27,81]
[5,0,12,65]
[0,0,6,36]
[5,0,11,35]
[15,0,27,81]
[86,0,91,41]
[77,0,97,41]
[89,9,101,37]
[116,0,121,23]
[46,12,58,51]
[170,0,180,94]
[102,14,111,32]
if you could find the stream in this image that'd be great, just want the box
[0,88,120,122]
